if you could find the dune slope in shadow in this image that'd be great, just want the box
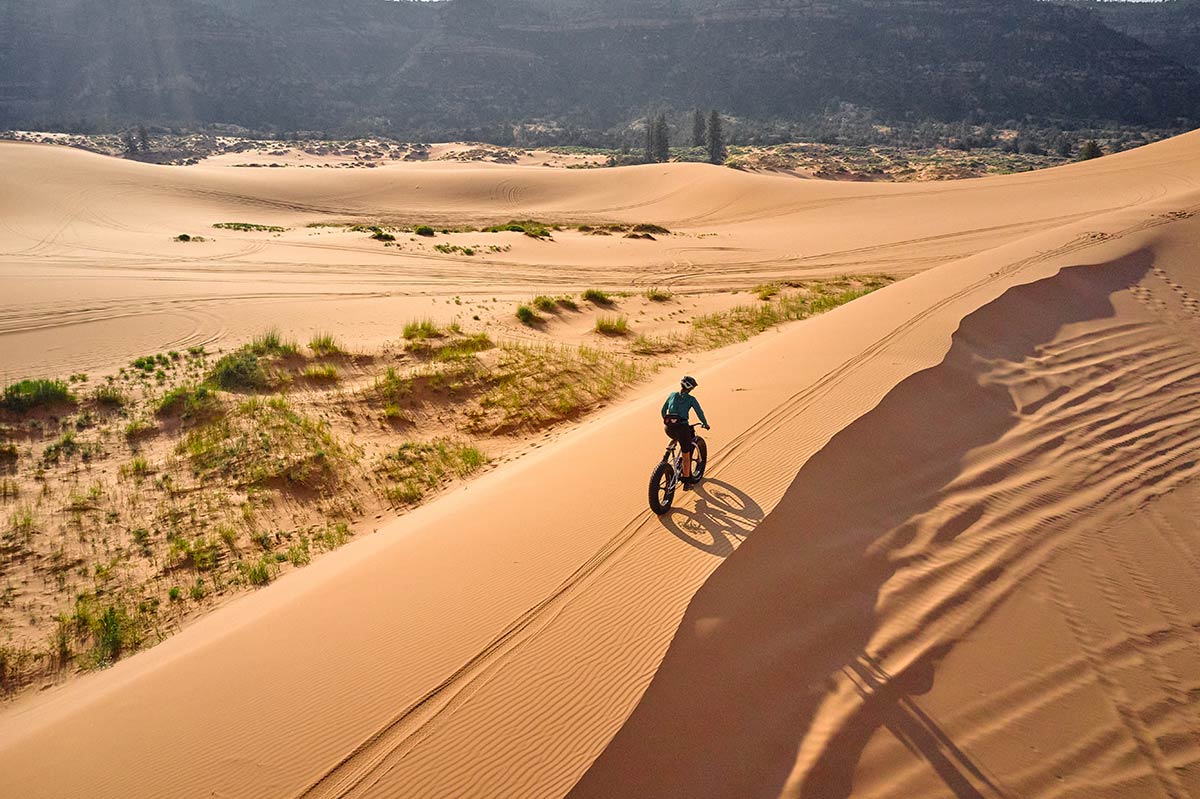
[569,251,1172,798]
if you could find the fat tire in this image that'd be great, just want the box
[689,437,708,483]
[649,461,675,514]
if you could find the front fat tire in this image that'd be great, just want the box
[690,437,708,482]
[649,462,675,514]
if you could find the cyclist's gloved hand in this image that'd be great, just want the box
[703,424,711,430]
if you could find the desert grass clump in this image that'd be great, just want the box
[240,556,275,587]
[532,295,558,313]
[247,329,299,357]
[308,332,345,356]
[582,288,614,306]
[206,351,269,391]
[516,305,540,326]
[595,315,629,336]
[302,364,340,383]
[644,287,673,302]
[555,295,579,311]
[755,284,780,301]
[435,333,494,362]
[93,383,126,408]
[374,367,412,406]
[403,318,442,341]
[1,379,74,412]
[414,225,436,237]
[378,439,487,505]
[157,384,219,419]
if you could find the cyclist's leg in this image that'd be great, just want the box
[679,428,695,478]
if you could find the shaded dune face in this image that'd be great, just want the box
[569,252,1159,799]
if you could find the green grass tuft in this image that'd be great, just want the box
[2,379,74,412]
[595,315,629,336]
[582,288,613,306]
[403,319,442,341]
[308,333,344,356]
[516,305,540,326]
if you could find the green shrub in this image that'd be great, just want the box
[93,384,126,408]
[582,289,613,306]
[516,305,540,325]
[556,295,580,311]
[247,329,298,357]
[1,379,74,412]
[207,351,268,391]
[645,288,673,302]
[308,332,344,356]
[302,364,339,382]
[595,315,629,335]
[414,225,436,237]
[157,384,217,418]
[532,295,558,313]
[371,230,396,242]
[403,319,441,340]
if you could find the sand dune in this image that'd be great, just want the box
[2,133,1200,798]
[4,133,1200,379]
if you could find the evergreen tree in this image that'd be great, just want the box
[692,109,705,148]
[653,114,670,163]
[705,110,725,165]
[644,115,655,163]
[137,125,150,152]
[1079,139,1102,160]
[121,130,139,156]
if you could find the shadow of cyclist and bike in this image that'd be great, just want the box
[659,478,764,556]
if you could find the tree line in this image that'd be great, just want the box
[644,109,726,165]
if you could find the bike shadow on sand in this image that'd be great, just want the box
[660,478,764,557]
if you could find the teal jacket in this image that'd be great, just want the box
[661,391,708,426]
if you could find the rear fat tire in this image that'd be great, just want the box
[649,461,676,514]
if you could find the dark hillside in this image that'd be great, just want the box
[1,0,1197,134]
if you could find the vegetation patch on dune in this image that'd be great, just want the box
[212,222,287,233]
[378,439,487,505]
[181,396,347,491]
[0,274,893,698]
[1,379,75,413]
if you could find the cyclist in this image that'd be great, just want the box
[661,375,710,486]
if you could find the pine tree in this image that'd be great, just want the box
[692,109,705,148]
[706,110,725,165]
[1079,140,1102,161]
[136,125,150,152]
[653,114,670,163]
[121,130,139,156]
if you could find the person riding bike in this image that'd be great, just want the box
[661,375,710,486]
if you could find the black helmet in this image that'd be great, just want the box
[680,375,698,391]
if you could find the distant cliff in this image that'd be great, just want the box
[1,0,1197,134]
[1057,0,1200,72]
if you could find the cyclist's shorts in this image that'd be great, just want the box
[663,416,695,454]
